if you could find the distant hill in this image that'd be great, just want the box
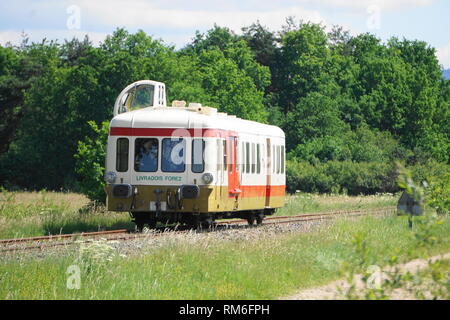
[443,69,450,79]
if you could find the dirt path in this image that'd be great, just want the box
[280,252,450,300]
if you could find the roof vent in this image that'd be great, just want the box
[186,105,217,116]
[172,100,186,108]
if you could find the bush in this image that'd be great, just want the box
[74,121,109,203]
[426,173,450,215]
[289,125,408,164]
[286,159,398,195]
[403,161,450,214]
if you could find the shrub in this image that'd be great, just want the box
[289,125,407,164]
[286,159,398,195]
[426,171,450,215]
[74,121,109,203]
[406,161,450,214]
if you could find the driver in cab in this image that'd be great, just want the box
[135,139,158,172]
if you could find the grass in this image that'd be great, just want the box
[0,190,133,239]
[0,190,399,239]
[1,214,448,299]
[276,192,398,216]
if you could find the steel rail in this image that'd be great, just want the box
[0,229,129,245]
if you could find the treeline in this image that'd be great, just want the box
[0,20,449,196]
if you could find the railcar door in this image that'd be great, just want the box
[227,136,241,196]
[265,138,271,208]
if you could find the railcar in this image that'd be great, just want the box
[104,80,286,230]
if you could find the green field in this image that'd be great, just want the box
[0,209,448,299]
[276,192,397,216]
[0,190,398,239]
[1,191,447,300]
[0,191,133,239]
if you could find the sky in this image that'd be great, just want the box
[1,0,449,68]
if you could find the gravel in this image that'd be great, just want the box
[0,219,328,261]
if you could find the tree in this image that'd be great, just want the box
[75,121,109,203]
[284,89,347,150]
[181,26,271,122]
[241,21,278,67]
[0,42,52,154]
[277,23,330,113]
[194,49,268,122]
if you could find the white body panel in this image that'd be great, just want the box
[106,106,285,188]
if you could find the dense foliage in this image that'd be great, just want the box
[0,21,449,200]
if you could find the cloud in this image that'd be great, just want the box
[304,0,435,11]
[436,42,450,69]
[0,30,25,45]
[0,0,439,50]
[78,0,326,31]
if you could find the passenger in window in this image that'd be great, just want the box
[135,139,158,172]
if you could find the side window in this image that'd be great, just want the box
[134,138,158,172]
[217,140,222,171]
[223,140,227,171]
[162,138,185,172]
[245,142,250,173]
[257,143,261,174]
[251,143,256,173]
[116,138,129,172]
[236,139,240,172]
[281,145,285,174]
[241,142,245,173]
[228,137,233,172]
[272,145,275,174]
[192,139,205,173]
[276,146,280,173]
[277,145,281,174]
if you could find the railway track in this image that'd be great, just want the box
[0,206,396,253]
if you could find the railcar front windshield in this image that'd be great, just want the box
[119,84,155,114]
[135,138,158,172]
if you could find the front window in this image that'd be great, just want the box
[119,84,155,114]
[135,138,158,172]
[192,139,205,173]
[162,138,186,172]
[131,85,154,110]
[116,138,129,172]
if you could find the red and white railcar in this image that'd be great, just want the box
[104,80,285,229]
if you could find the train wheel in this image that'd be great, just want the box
[135,222,144,232]
[147,219,157,229]
[199,216,214,230]
[247,216,255,226]
[187,216,201,231]
[255,213,264,226]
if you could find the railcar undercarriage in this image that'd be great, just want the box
[130,209,276,231]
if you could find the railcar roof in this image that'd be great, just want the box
[110,107,285,138]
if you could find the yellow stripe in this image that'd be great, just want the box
[106,185,284,213]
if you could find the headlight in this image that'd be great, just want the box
[104,171,117,184]
[201,172,214,184]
